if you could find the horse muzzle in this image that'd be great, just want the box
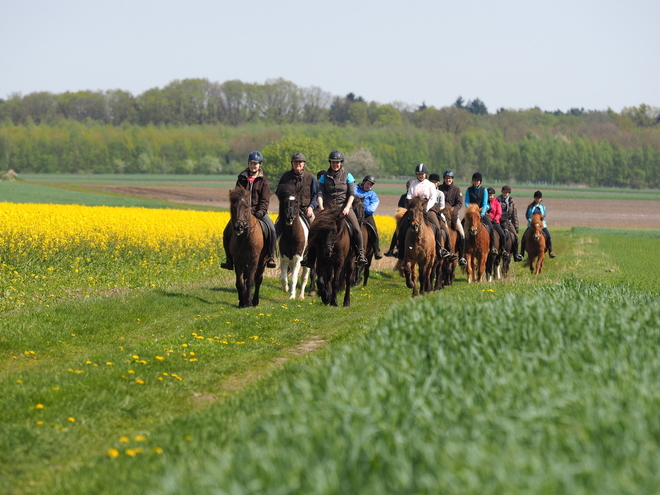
[411,222,420,233]
[234,221,247,236]
[470,226,479,236]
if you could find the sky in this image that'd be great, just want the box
[1,0,658,113]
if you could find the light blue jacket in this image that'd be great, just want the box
[354,183,380,216]
[526,203,547,228]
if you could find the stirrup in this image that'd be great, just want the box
[357,253,369,266]
[549,252,556,258]
[266,257,277,269]
[220,260,233,270]
[490,247,498,255]
[384,250,397,258]
[514,254,524,262]
[459,257,467,267]
[374,250,383,260]
[440,248,451,259]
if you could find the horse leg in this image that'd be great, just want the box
[253,267,264,307]
[280,257,290,293]
[330,267,340,307]
[299,266,311,300]
[478,256,487,283]
[343,263,352,307]
[235,269,248,308]
[289,254,303,300]
[411,263,419,297]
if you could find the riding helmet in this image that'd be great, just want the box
[534,190,543,198]
[428,173,441,182]
[248,151,263,163]
[291,152,306,162]
[443,170,455,178]
[501,185,512,193]
[415,163,429,175]
[328,150,344,162]
[363,175,376,184]
[487,187,496,195]
[472,172,483,182]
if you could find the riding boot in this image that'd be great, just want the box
[220,222,234,270]
[512,236,523,262]
[384,233,398,257]
[500,233,509,259]
[356,248,368,266]
[546,235,556,258]
[458,234,467,267]
[490,231,497,255]
[302,246,316,268]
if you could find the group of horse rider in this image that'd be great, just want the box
[220,152,555,271]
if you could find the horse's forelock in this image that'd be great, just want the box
[229,187,248,204]
[277,183,296,200]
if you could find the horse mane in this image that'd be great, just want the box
[276,183,296,200]
[394,207,407,223]
[466,203,480,216]
[532,212,544,223]
[229,187,249,204]
[408,196,426,211]
[310,205,344,243]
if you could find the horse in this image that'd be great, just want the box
[524,213,546,274]
[276,184,311,300]
[486,224,501,282]
[498,211,516,279]
[395,197,437,297]
[351,196,375,287]
[462,203,490,283]
[308,205,354,307]
[439,206,459,287]
[227,187,268,307]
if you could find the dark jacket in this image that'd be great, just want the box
[276,169,319,212]
[497,194,520,229]
[438,183,463,220]
[320,167,354,208]
[235,168,270,218]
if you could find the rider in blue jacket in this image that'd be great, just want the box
[464,172,497,254]
[354,175,383,259]
[521,190,556,258]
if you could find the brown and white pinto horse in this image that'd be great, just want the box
[276,185,310,300]
[463,203,490,283]
[395,197,437,297]
[524,213,546,274]
[227,187,268,307]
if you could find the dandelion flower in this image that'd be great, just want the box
[36,403,45,410]
[108,449,120,458]
[125,449,136,457]
[134,435,146,442]
[152,447,163,454]
[67,417,75,423]
[120,436,130,443]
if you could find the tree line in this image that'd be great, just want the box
[0,78,658,187]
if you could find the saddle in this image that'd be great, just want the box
[257,218,271,244]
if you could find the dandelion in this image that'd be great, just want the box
[134,435,146,442]
[106,362,115,366]
[152,447,163,454]
[125,449,136,457]
[36,404,45,410]
[119,436,130,443]
[36,420,44,426]
[108,449,120,458]
[128,370,135,374]
[155,356,165,360]
[67,417,75,423]
[135,379,145,384]
[16,379,22,384]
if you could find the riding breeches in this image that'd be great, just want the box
[346,210,364,251]
[364,215,380,251]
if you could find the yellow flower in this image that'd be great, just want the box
[135,435,146,442]
[36,420,44,426]
[135,379,145,384]
[125,449,136,457]
[35,403,45,410]
[119,436,130,443]
[152,447,163,454]
[108,448,120,458]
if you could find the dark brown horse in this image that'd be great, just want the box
[395,197,437,297]
[276,184,311,300]
[351,196,375,287]
[524,213,546,274]
[227,187,268,307]
[498,211,516,279]
[463,204,490,283]
[439,206,458,287]
[309,206,354,307]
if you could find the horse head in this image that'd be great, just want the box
[465,204,482,236]
[531,213,544,240]
[229,187,252,236]
[277,184,300,227]
[408,197,428,234]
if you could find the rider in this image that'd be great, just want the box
[438,170,467,267]
[487,187,509,258]
[220,151,277,270]
[275,152,319,228]
[464,172,498,255]
[428,172,454,259]
[397,163,451,259]
[521,190,556,258]
[497,185,524,262]
[354,175,383,259]
[384,180,412,257]
[316,150,368,266]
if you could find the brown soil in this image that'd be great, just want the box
[84,183,660,229]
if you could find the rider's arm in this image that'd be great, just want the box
[480,190,489,216]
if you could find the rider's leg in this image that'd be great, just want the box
[482,215,497,254]
[428,211,450,258]
[507,223,523,261]
[494,223,508,256]
[395,213,411,259]
[347,210,368,265]
[220,222,233,270]
[543,228,556,257]
[365,215,382,259]
[262,214,277,268]
[454,217,467,266]
[520,228,528,259]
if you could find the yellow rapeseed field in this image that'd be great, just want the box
[0,203,396,311]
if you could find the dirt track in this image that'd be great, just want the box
[84,184,660,229]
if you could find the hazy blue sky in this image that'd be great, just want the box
[1,0,657,113]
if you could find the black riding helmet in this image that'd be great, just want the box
[534,190,543,199]
[328,150,344,162]
[363,175,376,184]
[487,187,496,195]
[415,163,429,175]
[428,173,441,182]
[472,172,483,182]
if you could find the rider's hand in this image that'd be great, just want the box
[342,207,350,216]
[306,206,313,217]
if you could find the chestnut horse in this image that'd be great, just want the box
[524,213,546,274]
[276,185,310,300]
[309,206,354,307]
[463,203,490,283]
[395,197,437,297]
[227,187,268,307]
